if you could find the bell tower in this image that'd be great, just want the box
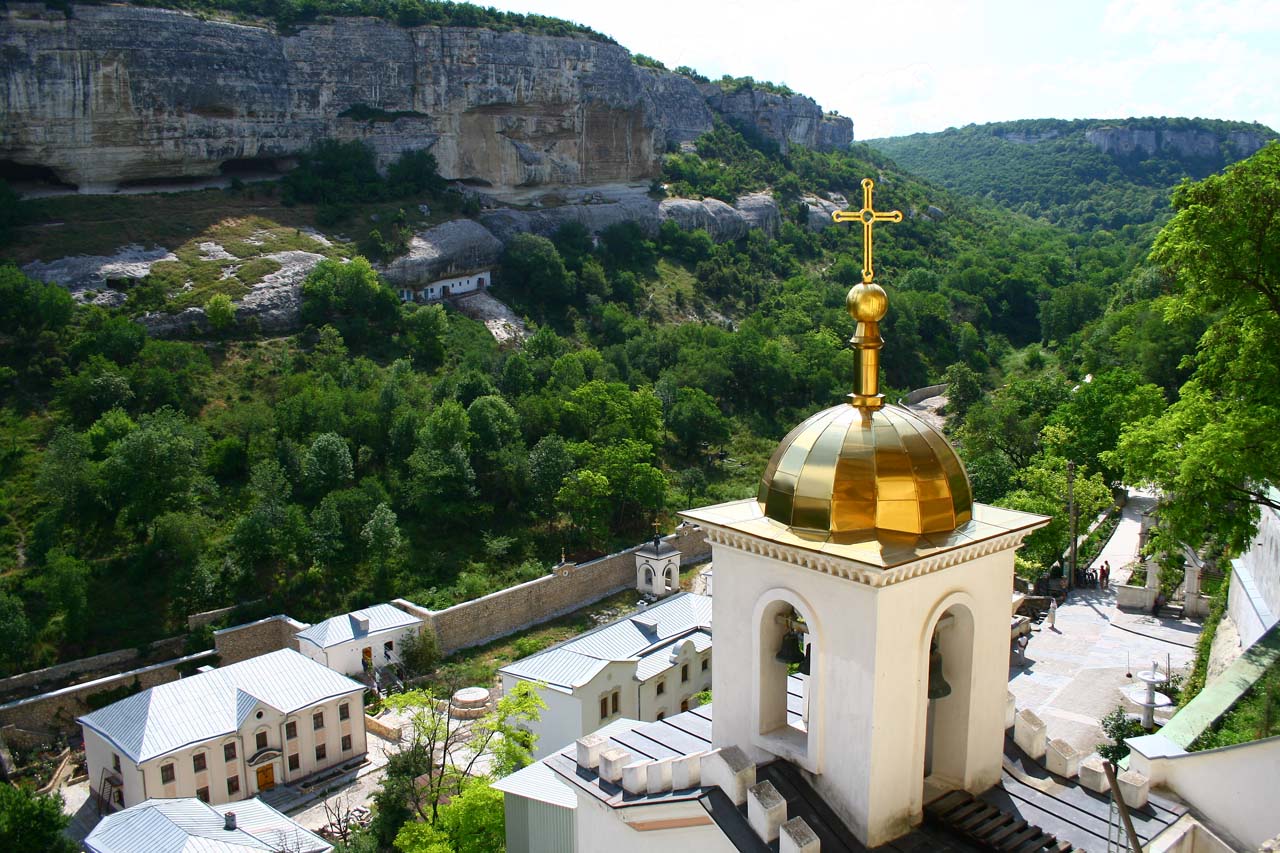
[680,181,1049,847]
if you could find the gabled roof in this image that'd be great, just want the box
[499,593,712,691]
[295,603,422,650]
[84,796,331,853]
[78,649,363,764]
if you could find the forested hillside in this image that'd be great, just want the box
[1,110,1270,677]
[869,118,1275,233]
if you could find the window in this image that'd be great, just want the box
[701,658,709,672]
[681,664,689,683]
[313,711,325,730]
[227,775,240,796]
[193,753,206,773]
[339,703,350,721]
[611,691,619,714]
[341,734,352,752]
[288,753,300,772]
[160,763,175,784]
[285,721,297,740]
[656,680,665,696]
[315,744,327,762]
[112,754,121,774]
[600,697,609,721]
[224,742,237,762]
[196,787,209,803]
[384,640,394,655]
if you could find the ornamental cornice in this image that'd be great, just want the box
[701,525,1040,588]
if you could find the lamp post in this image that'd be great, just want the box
[1067,460,1078,590]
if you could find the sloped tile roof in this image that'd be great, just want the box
[78,649,363,764]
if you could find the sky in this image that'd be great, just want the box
[482,0,1280,139]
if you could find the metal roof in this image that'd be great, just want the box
[295,602,422,649]
[633,630,712,683]
[84,796,332,853]
[78,649,364,764]
[490,756,579,808]
[498,593,712,690]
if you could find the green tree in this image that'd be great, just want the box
[501,234,571,305]
[556,469,611,546]
[0,592,33,676]
[527,435,573,516]
[1048,369,1164,481]
[402,303,448,368]
[0,785,76,853]
[999,443,1112,571]
[1113,142,1280,551]
[941,362,982,422]
[304,432,354,494]
[101,408,208,528]
[395,776,506,853]
[666,387,730,456]
[205,293,235,332]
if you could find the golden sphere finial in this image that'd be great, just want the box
[847,282,888,323]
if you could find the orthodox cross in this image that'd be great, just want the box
[832,178,902,282]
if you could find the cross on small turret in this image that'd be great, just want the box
[832,178,903,283]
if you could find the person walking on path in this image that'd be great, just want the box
[1100,561,1110,589]
[1047,598,1058,632]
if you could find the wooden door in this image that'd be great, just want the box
[256,763,275,791]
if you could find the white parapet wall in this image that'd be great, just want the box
[1128,732,1280,850]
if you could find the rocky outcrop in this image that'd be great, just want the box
[1,4,852,191]
[704,87,852,153]
[800,195,840,232]
[381,219,504,287]
[1084,126,1268,163]
[22,245,177,298]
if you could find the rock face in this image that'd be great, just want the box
[479,189,781,244]
[1,4,852,191]
[381,219,504,287]
[1085,126,1268,162]
[704,87,853,153]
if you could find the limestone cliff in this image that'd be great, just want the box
[1085,125,1268,162]
[0,3,852,191]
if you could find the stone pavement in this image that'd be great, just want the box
[1008,490,1203,756]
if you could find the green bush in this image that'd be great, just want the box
[1179,573,1231,709]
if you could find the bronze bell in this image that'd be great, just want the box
[775,630,806,666]
[927,641,951,700]
[797,643,812,676]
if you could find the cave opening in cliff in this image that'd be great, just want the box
[0,159,77,192]
[219,156,294,179]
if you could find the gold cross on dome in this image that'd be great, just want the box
[832,178,903,283]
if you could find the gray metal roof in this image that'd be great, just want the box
[78,649,364,764]
[295,602,422,649]
[490,756,578,808]
[633,630,712,682]
[84,796,332,853]
[499,593,712,690]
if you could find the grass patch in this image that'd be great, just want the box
[1191,653,1280,750]
[235,257,283,286]
[1179,573,1231,709]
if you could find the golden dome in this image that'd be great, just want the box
[757,403,973,536]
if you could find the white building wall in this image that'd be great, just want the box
[573,793,737,853]
[84,729,144,808]
[397,271,489,303]
[503,676,585,761]
[316,625,420,677]
[1231,503,1280,649]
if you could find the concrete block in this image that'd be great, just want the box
[1046,738,1081,779]
[671,751,703,789]
[646,757,673,793]
[598,747,632,784]
[1005,691,1016,730]
[1117,769,1149,809]
[702,745,755,805]
[747,781,786,843]
[1079,754,1110,793]
[622,760,650,795]
[780,817,821,853]
[575,734,606,770]
[1013,708,1047,760]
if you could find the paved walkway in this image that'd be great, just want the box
[1008,490,1203,756]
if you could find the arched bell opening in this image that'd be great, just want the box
[752,589,822,772]
[918,601,976,799]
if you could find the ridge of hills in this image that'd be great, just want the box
[868,117,1276,233]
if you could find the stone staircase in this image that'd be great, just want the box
[926,790,1076,852]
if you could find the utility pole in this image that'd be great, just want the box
[1067,459,1078,590]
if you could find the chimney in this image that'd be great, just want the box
[224,811,237,831]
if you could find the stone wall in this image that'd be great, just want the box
[213,614,309,666]
[0,636,185,704]
[425,526,709,654]
[0,650,216,744]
